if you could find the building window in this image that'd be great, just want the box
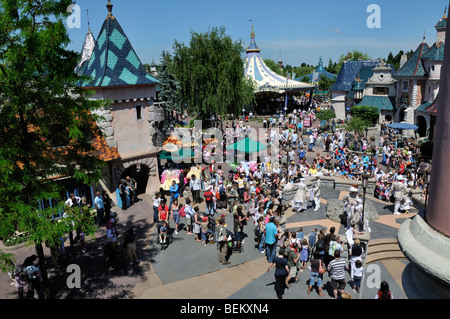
[136,105,142,120]
[373,87,388,95]
[402,81,409,92]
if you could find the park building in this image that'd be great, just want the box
[393,9,447,140]
[75,0,166,205]
[329,58,391,122]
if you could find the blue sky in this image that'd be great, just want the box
[67,0,449,67]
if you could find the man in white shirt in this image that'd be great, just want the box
[65,193,81,207]
[189,174,202,203]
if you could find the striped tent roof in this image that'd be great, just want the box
[244,27,314,92]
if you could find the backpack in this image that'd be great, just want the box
[219,186,226,197]
[179,205,186,218]
[316,239,325,251]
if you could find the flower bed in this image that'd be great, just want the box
[2,232,30,247]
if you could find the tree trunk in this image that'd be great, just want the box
[35,242,50,299]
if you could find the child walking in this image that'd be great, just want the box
[299,238,309,270]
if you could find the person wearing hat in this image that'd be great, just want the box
[343,187,360,227]
[352,198,364,228]
[389,176,411,215]
[292,178,308,212]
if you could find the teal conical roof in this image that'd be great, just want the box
[81,2,159,88]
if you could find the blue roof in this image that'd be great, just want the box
[330,59,383,92]
[422,42,445,61]
[81,9,159,88]
[296,57,337,82]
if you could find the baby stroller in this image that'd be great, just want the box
[227,229,243,253]
[157,221,173,250]
[206,215,216,245]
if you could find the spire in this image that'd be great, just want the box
[246,25,260,53]
[106,0,114,19]
[87,9,91,31]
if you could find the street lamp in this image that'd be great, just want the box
[365,127,369,140]
[424,168,431,207]
[361,171,370,232]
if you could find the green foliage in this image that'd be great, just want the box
[0,0,104,278]
[386,49,414,71]
[318,75,336,91]
[171,26,255,119]
[350,105,380,126]
[316,109,335,123]
[345,116,368,134]
[264,59,283,75]
[158,51,182,112]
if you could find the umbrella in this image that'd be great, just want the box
[387,123,418,130]
[226,137,267,154]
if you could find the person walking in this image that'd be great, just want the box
[152,192,161,224]
[217,217,230,265]
[125,175,138,204]
[264,216,278,264]
[94,191,105,226]
[284,241,300,286]
[189,174,202,204]
[352,259,363,293]
[267,249,289,299]
[327,250,349,299]
[171,199,181,235]
[299,238,309,270]
[307,251,325,297]
[123,228,140,265]
[169,180,179,208]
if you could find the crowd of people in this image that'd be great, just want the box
[147,106,422,299]
[10,105,415,299]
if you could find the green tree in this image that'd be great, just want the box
[350,105,380,126]
[158,51,182,113]
[264,59,283,75]
[318,76,336,91]
[293,64,314,79]
[172,27,255,122]
[345,116,368,134]
[0,0,106,295]
[316,109,335,126]
[333,50,371,74]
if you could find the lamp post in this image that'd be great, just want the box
[424,168,431,207]
[365,127,369,140]
[361,171,370,232]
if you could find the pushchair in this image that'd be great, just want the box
[227,230,243,253]
[157,221,173,250]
